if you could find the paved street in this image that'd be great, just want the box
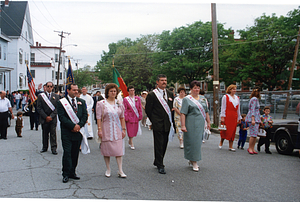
[0,114,299,201]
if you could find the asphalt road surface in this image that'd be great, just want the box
[0,115,299,201]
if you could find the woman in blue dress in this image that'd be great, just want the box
[180,81,210,172]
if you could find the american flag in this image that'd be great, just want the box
[27,64,37,102]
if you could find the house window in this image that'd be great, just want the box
[55,54,58,62]
[236,82,242,91]
[0,44,2,59]
[19,77,23,88]
[31,53,35,62]
[52,71,54,80]
[19,52,23,64]
[4,45,6,60]
[0,73,2,84]
[30,70,35,78]
[60,72,62,80]
[220,82,225,91]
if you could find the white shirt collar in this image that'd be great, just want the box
[157,87,167,99]
[67,95,76,103]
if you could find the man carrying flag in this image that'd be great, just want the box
[27,65,40,131]
[27,64,37,102]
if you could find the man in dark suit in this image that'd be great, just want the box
[92,91,104,124]
[37,82,60,155]
[145,74,174,174]
[57,83,87,183]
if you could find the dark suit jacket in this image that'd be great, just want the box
[36,92,60,124]
[57,97,88,141]
[145,89,174,132]
[93,95,104,110]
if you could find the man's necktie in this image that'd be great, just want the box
[72,98,77,113]
[48,93,51,100]
[163,91,167,102]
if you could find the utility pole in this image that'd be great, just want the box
[211,3,220,126]
[54,30,70,92]
[282,26,300,119]
[74,59,82,75]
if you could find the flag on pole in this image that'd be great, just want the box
[27,64,37,102]
[65,59,75,97]
[113,68,129,97]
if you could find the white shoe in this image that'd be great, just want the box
[218,145,222,149]
[130,146,135,150]
[193,166,199,172]
[118,172,127,178]
[229,148,236,152]
[105,170,111,178]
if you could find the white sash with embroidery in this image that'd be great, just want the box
[125,96,142,136]
[41,93,55,111]
[60,98,90,154]
[153,89,175,141]
[104,99,123,141]
[186,95,206,120]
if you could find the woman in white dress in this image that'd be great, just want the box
[172,87,186,148]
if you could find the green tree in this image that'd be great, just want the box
[152,21,232,85]
[73,65,97,88]
[220,7,300,91]
[95,35,159,92]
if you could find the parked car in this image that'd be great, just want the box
[270,121,300,154]
[239,100,274,114]
[275,94,300,109]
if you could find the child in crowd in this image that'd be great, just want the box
[237,114,249,150]
[258,106,273,154]
[15,111,23,138]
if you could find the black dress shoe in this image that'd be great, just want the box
[265,150,272,154]
[40,149,47,153]
[52,151,58,155]
[63,176,69,183]
[87,137,93,140]
[69,175,80,180]
[158,168,166,174]
[257,145,260,152]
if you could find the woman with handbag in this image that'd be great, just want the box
[96,83,127,178]
[219,84,242,151]
[245,86,262,155]
[180,81,210,172]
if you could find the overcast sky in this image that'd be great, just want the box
[27,0,299,69]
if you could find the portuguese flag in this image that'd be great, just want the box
[113,68,129,97]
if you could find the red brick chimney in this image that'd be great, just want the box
[5,0,9,7]
[36,42,39,46]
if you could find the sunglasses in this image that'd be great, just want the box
[47,85,53,88]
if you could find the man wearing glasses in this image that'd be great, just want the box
[37,81,60,155]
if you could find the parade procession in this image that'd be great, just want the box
[0,1,299,201]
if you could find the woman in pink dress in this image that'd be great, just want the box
[96,83,127,178]
[123,86,143,150]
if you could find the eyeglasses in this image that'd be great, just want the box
[47,86,53,88]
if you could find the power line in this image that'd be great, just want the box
[102,34,299,57]
[1,10,53,59]
[30,0,59,31]
[40,1,63,30]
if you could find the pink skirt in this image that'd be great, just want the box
[101,139,123,157]
[126,122,139,137]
